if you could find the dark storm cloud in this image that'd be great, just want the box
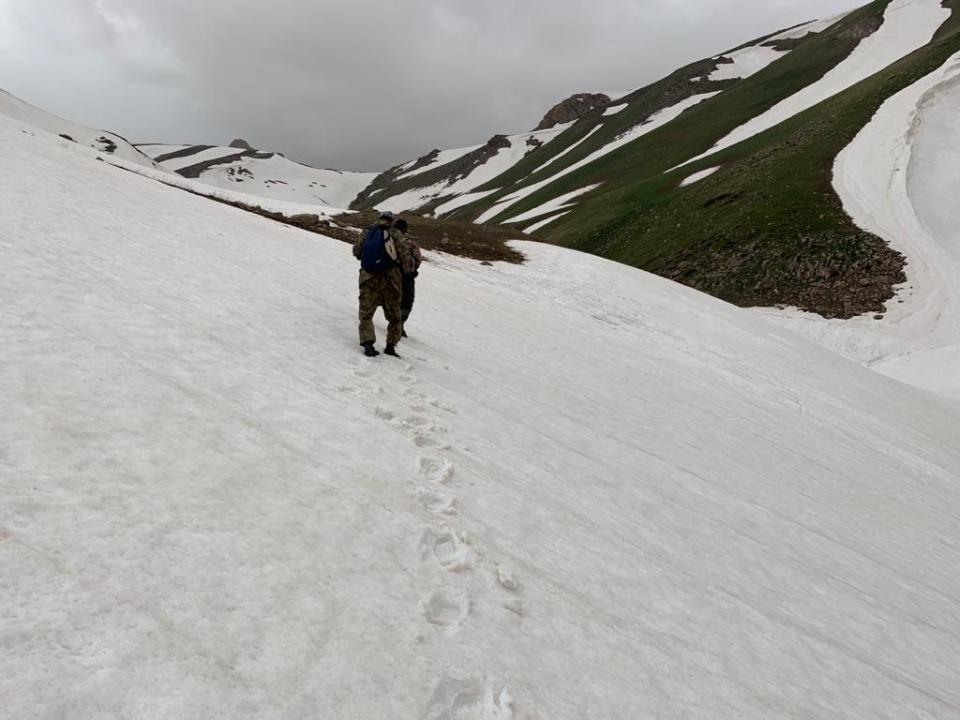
[0,0,862,170]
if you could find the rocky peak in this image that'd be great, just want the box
[229,138,254,150]
[535,93,611,131]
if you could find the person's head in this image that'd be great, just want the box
[394,218,408,233]
[378,211,395,227]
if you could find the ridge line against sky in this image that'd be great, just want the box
[0,0,862,171]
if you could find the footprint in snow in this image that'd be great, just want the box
[422,589,470,630]
[496,563,525,617]
[421,678,515,720]
[421,528,475,572]
[418,487,458,516]
[415,434,451,450]
[496,563,520,593]
[402,415,433,429]
[419,456,454,484]
[374,407,396,421]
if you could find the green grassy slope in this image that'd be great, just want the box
[454,1,960,317]
[352,25,823,215]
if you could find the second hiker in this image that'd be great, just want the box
[393,218,422,337]
[353,211,411,358]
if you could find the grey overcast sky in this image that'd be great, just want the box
[0,0,862,171]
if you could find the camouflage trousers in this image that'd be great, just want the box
[358,268,403,346]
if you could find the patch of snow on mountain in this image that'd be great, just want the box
[709,45,787,82]
[4,111,960,718]
[524,210,571,234]
[502,184,602,224]
[433,188,502,217]
[762,50,960,399]
[532,125,603,175]
[680,166,721,186]
[0,89,156,168]
[767,11,853,41]
[603,104,629,116]
[476,92,721,224]
[678,0,952,169]
[398,144,484,180]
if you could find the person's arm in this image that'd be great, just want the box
[391,229,413,269]
[353,229,367,260]
[411,240,423,270]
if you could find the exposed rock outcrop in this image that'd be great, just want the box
[229,138,254,150]
[535,93,611,130]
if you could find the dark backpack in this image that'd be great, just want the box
[359,225,396,272]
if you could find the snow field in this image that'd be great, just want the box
[192,153,376,210]
[765,50,960,398]
[677,0,952,169]
[0,89,156,168]
[3,108,960,718]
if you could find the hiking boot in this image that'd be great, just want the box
[384,344,401,358]
[362,342,379,357]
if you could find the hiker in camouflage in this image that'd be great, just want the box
[353,211,412,358]
[393,218,422,337]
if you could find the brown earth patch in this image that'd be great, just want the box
[335,210,527,264]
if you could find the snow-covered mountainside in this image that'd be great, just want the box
[138,143,376,210]
[0,89,157,168]
[677,0,951,168]
[4,78,960,719]
[352,10,852,219]
[352,123,579,215]
[763,48,960,398]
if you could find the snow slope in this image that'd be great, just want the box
[4,101,960,719]
[768,13,852,41]
[397,145,484,180]
[502,184,602,225]
[138,144,376,210]
[709,45,787,82]
[157,146,246,172]
[193,154,375,210]
[0,90,156,168]
[764,50,960,398]
[679,0,952,168]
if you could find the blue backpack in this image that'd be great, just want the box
[360,225,396,272]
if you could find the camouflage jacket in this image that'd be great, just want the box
[402,236,423,275]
